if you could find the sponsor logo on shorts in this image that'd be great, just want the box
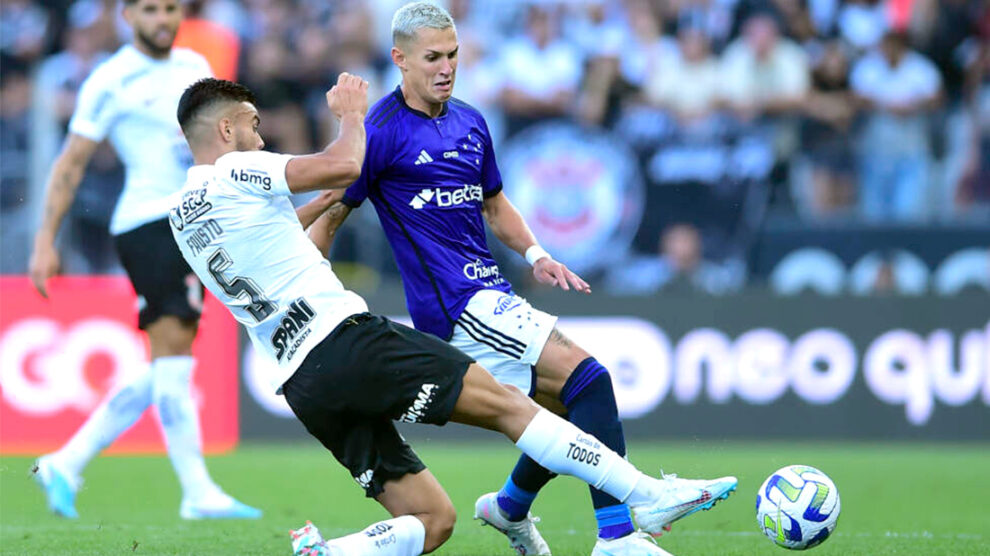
[399,383,438,423]
[493,295,522,315]
[270,298,316,362]
[230,168,272,190]
[355,469,374,489]
[185,219,224,256]
[170,187,212,231]
[566,442,602,466]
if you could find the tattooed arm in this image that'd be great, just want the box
[307,201,353,257]
[29,134,99,298]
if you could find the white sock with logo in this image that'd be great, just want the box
[151,356,218,501]
[51,367,154,482]
[515,409,648,504]
[323,515,426,556]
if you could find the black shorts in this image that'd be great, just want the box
[114,218,203,329]
[281,313,473,498]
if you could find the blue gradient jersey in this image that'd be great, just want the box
[342,87,511,340]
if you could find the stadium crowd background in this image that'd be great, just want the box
[2,0,988,297]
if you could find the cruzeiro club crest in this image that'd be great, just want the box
[499,123,645,274]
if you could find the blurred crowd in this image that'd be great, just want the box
[1,0,988,295]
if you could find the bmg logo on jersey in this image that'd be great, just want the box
[230,168,272,190]
[408,184,482,209]
[270,298,316,362]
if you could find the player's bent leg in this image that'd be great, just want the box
[291,470,451,556]
[375,469,455,553]
[146,316,260,519]
[34,365,154,518]
[535,329,636,541]
[451,366,737,536]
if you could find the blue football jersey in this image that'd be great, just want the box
[343,87,512,339]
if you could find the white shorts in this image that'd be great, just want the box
[449,290,558,395]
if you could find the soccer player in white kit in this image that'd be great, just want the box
[170,73,735,556]
[28,0,259,519]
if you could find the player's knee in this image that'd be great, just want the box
[421,500,456,553]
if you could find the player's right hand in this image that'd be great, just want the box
[28,239,60,299]
[326,72,369,120]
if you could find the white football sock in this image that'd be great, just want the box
[324,515,426,556]
[515,409,646,503]
[51,367,153,481]
[151,356,217,500]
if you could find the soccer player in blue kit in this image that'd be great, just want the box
[307,3,736,554]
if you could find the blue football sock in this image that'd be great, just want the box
[596,504,636,540]
[561,357,634,539]
[496,458,554,521]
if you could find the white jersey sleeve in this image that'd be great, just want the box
[68,64,117,141]
[214,150,294,197]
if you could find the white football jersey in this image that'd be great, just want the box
[170,150,369,392]
[70,44,212,235]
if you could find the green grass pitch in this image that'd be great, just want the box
[2,441,987,555]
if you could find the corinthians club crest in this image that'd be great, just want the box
[500,123,645,274]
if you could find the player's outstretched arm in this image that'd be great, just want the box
[295,188,346,229]
[482,192,590,294]
[28,133,99,298]
[306,201,353,256]
[285,73,369,193]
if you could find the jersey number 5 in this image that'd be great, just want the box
[207,248,276,322]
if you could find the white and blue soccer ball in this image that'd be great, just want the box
[756,465,840,550]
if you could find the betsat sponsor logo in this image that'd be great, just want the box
[270,298,316,362]
[399,383,438,423]
[409,183,482,210]
[230,168,272,190]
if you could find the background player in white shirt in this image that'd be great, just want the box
[171,73,736,556]
[28,0,258,520]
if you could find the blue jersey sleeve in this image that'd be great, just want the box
[342,125,386,208]
[479,118,503,198]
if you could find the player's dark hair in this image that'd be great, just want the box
[176,78,257,135]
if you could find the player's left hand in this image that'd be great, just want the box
[533,257,591,294]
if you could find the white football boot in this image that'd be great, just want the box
[631,473,737,537]
[474,492,552,555]
[592,531,676,556]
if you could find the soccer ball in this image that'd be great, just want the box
[756,465,840,550]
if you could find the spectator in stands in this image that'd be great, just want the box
[721,14,810,121]
[0,57,33,273]
[174,0,240,81]
[851,30,942,222]
[955,36,990,212]
[797,40,856,218]
[731,0,816,43]
[496,5,582,136]
[240,35,310,154]
[0,0,50,64]
[644,26,723,128]
[837,0,888,53]
[605,223,743,295]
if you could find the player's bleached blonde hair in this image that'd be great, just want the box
[391,2,456,45]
